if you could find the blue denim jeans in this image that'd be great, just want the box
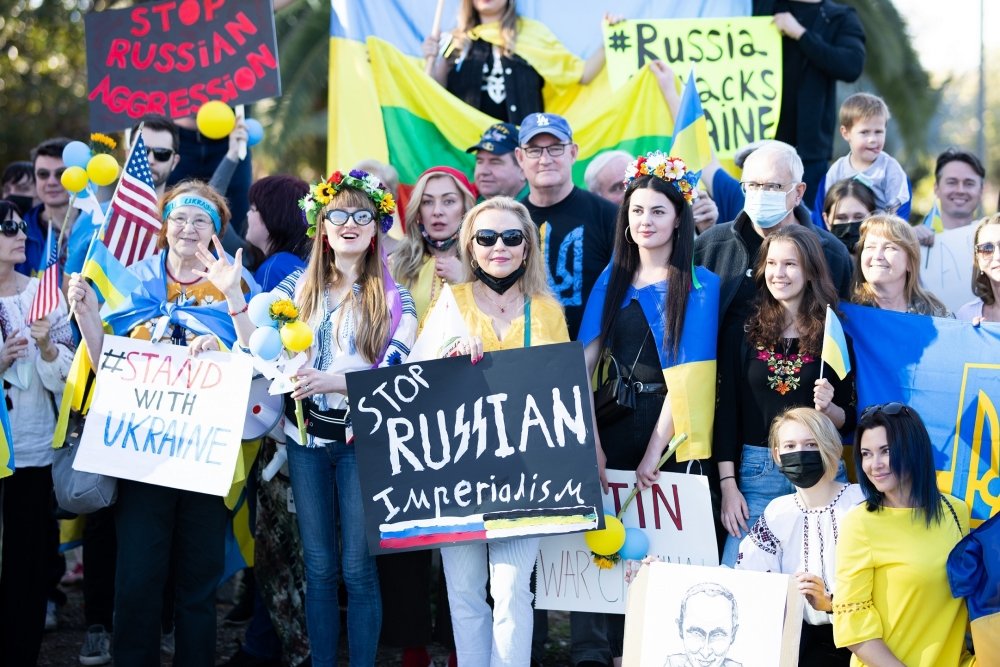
[286,441,381,667]
[721,445,848,567]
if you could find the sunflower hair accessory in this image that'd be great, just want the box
[299,169,396,237]
[624,152,700,204]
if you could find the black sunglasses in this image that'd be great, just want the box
[0,219,27,237]
[860,402,912,421]
[35,167,66,181]
[146,147,175,162]
[474,229,525,247]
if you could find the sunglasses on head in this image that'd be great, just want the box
[860,402,912,421]
[35,167,66,181]
[975,242,1000,259]
[474,229,525,247]
[146,147,175,162]
[0,219,27,237]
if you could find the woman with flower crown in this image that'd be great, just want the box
[716,224,856,569]
[577,152,721,661]
[196,169,418,667]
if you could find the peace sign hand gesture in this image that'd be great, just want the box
[192,235,244,301]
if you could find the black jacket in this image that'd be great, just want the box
[693,204,853,326]
[756,0,866,161]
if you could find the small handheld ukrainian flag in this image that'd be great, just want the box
[821,305,851,380]
[923,199,943,234]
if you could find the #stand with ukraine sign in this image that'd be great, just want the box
[346,343,604,554]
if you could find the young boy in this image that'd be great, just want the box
[814,93,910,222]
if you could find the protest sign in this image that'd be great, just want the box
[85,0,281,130]
[406,284,469,364]
[73,335,253,496]
[623,562,802,667]
[535,469,718,614]
[347,342,603,555]
[603,17,782,160]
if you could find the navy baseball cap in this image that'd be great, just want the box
[518,113,573,144]
[466,122,519,155]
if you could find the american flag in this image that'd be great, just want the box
[26,221,60,324]
[102,134,161,267]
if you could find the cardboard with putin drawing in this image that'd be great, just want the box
[623,562,801,667]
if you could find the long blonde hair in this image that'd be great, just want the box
[297,187,391,364]
[392,171,476,287]
[852,214,948,316]
[452,0,518,56]
[459,196,555,301]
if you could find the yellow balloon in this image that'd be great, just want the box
[86,154,119,187]
[280,320,314,353]
[60,166,89,193]
[196,101,236,139]
[584,514,626,556]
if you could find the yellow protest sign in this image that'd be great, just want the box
[603,17,783,161]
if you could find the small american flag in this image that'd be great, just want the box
[103,134,161,267]
[26,222,60,324]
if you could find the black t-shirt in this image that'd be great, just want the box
[522,187,617,338]
[773,0,823,147]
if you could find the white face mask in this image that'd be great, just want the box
[744,189,791,228]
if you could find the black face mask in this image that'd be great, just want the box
[5,195,34,217]
[778,450,826,489]
[831,222,861,254]
[474,263,526,294]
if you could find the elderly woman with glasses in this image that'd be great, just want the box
[833,403,975,667]
[68,180,259,667]
[957,213,1000,324]
[0,200,74,664]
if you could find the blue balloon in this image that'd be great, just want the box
[62,141,92,169]
[248,326,282,361]
[248,292,279,328]
[245,118,264,147]
[618,527,650,561]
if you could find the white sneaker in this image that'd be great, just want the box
[44,600,58,631]
[161,629,175,656]
[79,624,112,666]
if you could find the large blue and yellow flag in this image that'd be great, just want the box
[82,238,142,312]
[0,384,13,478]
[841,303,1000,525]
[667,69,713,178]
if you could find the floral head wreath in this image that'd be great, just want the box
[623,152,700,204]
[299,169,396,237]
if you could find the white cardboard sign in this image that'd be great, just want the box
[535,469,719,613]
[74,335,253,496]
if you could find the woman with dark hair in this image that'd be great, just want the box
[821,178,876,254]
[578,153,720,660]
[833,403,975,667]
[245,175,311,291]
[957,213,1000,323]
[717,224,856,567]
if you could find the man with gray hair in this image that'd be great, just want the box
[584,150,632,206]
[694,141,852,331]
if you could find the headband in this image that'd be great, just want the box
[419,166,479,201]
[163,195,222,232]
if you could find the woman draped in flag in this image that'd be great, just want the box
[197,170,417,667]
[577,153,720,661]
[716,224,856,568]
[422,0,606,123]
[68,181,258,667]
[0,199,73,665]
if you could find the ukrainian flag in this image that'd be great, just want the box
[82,238,142,312]
[668,70,713,178]
[822,305,851,380]
[924,199,944,233]
[0,384,13,478]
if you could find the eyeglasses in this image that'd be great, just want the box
[167,215,214,231]
[324,209,375,226]
[35,168,66,182]
[976,242,1000,259]
[0,219,27,237]
[146,147,175,162]
[860,402,913,421]
[520,143,570,159]
[474,229,525,247]
[740,181,790,194]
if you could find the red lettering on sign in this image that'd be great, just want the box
[224,11,257,46]
[106,38,131,68]
[130,7,151,37]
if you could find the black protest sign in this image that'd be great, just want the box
[85,0,280,131]
[347,342,603,555]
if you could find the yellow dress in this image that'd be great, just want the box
[450,282,568,351]
[833,494,976,667]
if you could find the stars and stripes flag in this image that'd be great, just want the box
[102,134,161,267]
[26,221,60,324]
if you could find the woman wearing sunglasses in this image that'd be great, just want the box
[958,213,1000,324]
[0,200,74,664]
[576,153,720,661]
[833,403,975,667]
[197,170,417,667]
[441,196,566,667]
